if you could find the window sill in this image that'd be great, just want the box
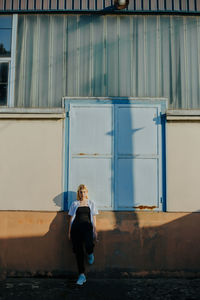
[167,110,200,121]
[0,108,65,119]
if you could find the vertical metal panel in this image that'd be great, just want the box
[171,17,187,108]
[3,0,6,10]
[9,14,18,107]
[38,15,50,107]
[194,0,197,11]
[79,16,91,96]
[51,15,65,106]
[185,17,200,108]
[66,16,78,96]
[14,15,24,107]
[145,16,160,97]
[38,16,50,107]
[15,14,200,109]
[131,16,136,96]
[92,16,105,96]
[160,16,172,106]
[135,16,145,96]
[24,15,39,107]
[106,16,119,96]
[118,16,132,96]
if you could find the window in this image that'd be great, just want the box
[0,62,9,105]
[0,15,15,106]
[0,16,12,56]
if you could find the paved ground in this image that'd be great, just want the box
[0,277,200,300]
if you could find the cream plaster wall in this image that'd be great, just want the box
[0,117,64,211]
[167,121,200,212]
[1,115,199,212]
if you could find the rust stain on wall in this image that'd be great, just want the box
[78,153,99,156]
[133,205,157,210]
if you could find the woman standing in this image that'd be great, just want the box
[68,184,98,285]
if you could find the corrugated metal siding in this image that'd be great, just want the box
[15,14,200,108]
[1,0,200,13]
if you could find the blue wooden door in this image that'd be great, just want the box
[115,104,163,211]
[67,103,114,210]
[66,99,165,211]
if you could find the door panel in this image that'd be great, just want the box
[70,106,113,155]
[70,158,112,209]
[68,104,114,209]
[117,158,158,209]
[117,106,158,155]
[116,105,161,210]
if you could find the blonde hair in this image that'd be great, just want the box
[77,184,88,201]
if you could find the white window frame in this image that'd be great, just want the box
[0,14,17,107]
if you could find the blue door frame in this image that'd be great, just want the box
[63,97,167,211]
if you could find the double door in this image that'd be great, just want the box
[65,99,165,211]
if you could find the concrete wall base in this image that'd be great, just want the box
[0,211,200,276]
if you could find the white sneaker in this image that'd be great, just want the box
[76,273,86,285]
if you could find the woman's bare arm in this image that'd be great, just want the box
[68,216,73,240]
[93,215,98,241]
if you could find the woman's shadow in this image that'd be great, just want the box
[16,191,77,274]
[0,192,78,275]
[42,191,77,274]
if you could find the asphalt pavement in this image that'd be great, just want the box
[1,277,200,300]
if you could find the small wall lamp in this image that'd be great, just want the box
[114,0,129,10]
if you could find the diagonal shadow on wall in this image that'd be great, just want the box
[0,208,200,276]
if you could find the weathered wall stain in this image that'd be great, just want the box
[77,153,99,156]
[133,206,157,210]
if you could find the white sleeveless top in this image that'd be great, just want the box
[68,200,98,227]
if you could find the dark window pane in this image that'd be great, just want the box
[0,84,7,105]
[0,29,11,56]
[0,62,8,105]
[0,63,9,82]
[0,16,12,29]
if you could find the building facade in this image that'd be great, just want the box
[0,0,200,276]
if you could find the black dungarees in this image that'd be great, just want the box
[71,206,94,274]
